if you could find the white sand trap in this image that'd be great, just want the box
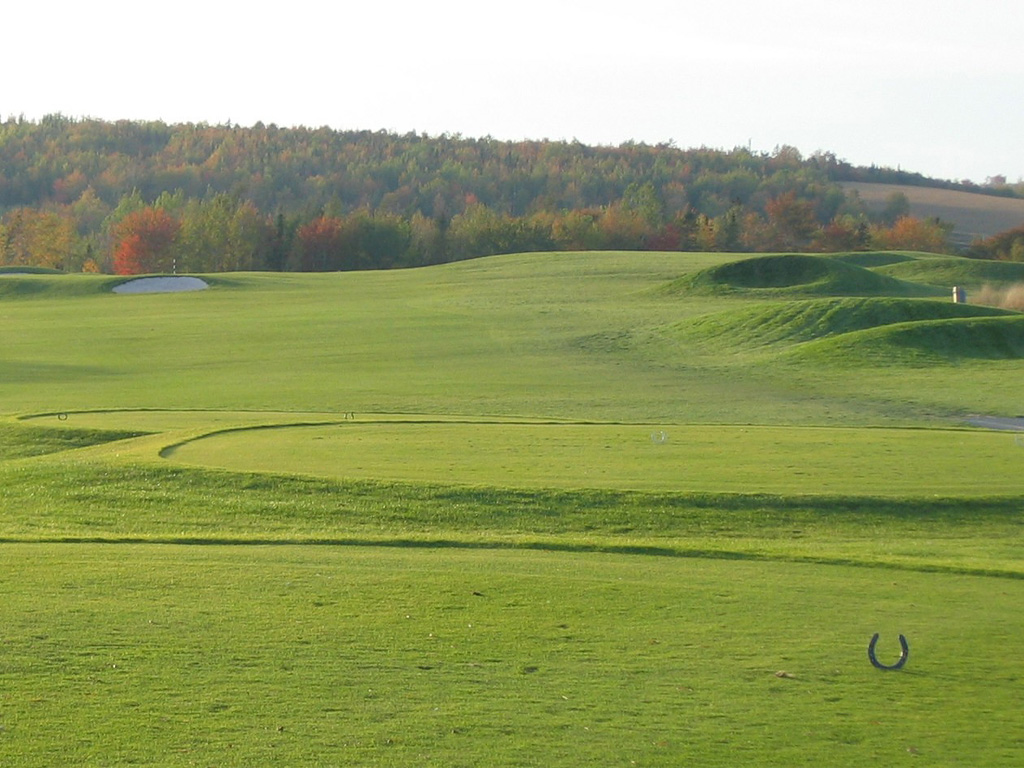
[113,276,209,294]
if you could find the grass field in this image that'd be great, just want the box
[1,250,1023,766]
[5,544,1022,767]
[161,421,1024,495]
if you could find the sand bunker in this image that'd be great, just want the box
[113,276,209,294]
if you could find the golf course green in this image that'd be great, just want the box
[1,250,1022,766]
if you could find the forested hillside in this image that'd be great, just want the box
[0,115,1013,273]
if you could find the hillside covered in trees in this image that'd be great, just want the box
[0,115,1015,274]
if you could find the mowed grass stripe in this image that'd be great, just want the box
[163,422,1024,495]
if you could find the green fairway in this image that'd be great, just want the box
[1,250,1023,765]
[162,420,1024,495]
[0,250,1020,424]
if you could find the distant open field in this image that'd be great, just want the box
[841,181,1024,247]
[2,251,1023,766]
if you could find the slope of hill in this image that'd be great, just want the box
[874,256,1024,289]
[789,315,1024,366]
[3,249,1023,428]
[663,253,943,298]
[841,181,1024,246]
[677,297,1013,351]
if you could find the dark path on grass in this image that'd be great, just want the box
[966,415,1024,431]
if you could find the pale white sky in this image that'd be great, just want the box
[5,0,1022,183]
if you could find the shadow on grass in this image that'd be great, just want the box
[2,461,1021,578]
[3,534,1022,581]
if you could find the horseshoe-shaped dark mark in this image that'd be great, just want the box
[868,633,909,670]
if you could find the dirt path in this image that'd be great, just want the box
[966,415,1024,431]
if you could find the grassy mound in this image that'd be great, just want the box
[790,315,1024,365]
[0,273,117,299]
[874,256,1024,289]
[0,422,147,461]
[164,420,1024,496]
[0,272,238,299]
[679,297,1014,350]
[667,253,942,297]
[829,251,919,268]
[0,265,64,275]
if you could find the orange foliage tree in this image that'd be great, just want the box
[812,217,869,252]
[111,207,181,275]
[764,192,818,250]
[871,216,951,253]
[967,225,1024,261]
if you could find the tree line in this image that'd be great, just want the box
[967,226,1024,262]
[0,115,971,273]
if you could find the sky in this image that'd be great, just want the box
[5,0,1022,183]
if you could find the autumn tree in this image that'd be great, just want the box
[227,201,275,271]
[0,115,1001,270]
[407,212,446,265]
[552,210,604,251]
[967,225,1024,261]
[345,211,411,270]
[812,216,870,252]
[70,187,111,236]
[738,211,773,252]
[447,204,554,260]
[111,206,181,275]
[594,203,649,250]
[622,181,665,228]
[880,191,911,225]
[764,192,819,250]
[176,195,274,272]
[52,169,89,204]
[0,207,78,269]
[266,213,298,272]
[294,215,346,271]
[871,216,951,253]
[711,205,743,251]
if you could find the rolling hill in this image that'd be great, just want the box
[663,253,945,298]
[1,250,1023,766]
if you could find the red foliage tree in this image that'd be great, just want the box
[812,218,869,252]
[295,215,346,271]
[967,225,1024,261]
[112,207,180,275]
[871,216,951,253]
